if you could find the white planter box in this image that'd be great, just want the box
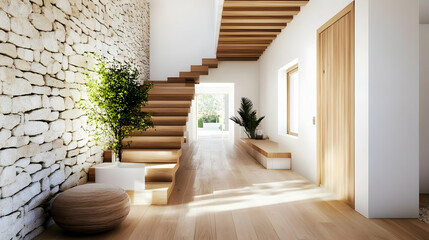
[95,162,145,191]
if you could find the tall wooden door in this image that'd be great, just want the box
[317,2,355,208]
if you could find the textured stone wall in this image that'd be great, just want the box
[0,0,150,239]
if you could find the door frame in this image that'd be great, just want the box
[316,2,355,206]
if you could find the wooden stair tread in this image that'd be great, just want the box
[191,65,209,75]
[141,107,190,116]
[202,58,218,68]
[152,116,188,125]
[130,126,186,136]
[179,72,200,78]
[148,100,192,108]
[148,95,194,101]
[122,148,182,163]
[167,77,194,83]
[147,82,195,87]
[125,136,184,149]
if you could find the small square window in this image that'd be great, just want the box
[287,64,299,136]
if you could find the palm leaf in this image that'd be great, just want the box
[230,97,265,139]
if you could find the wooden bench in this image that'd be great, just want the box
[239,138,291,169]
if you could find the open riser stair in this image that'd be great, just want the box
[89,58,218,204]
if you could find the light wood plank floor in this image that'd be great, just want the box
[38,137,429,240]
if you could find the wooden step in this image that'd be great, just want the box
[148,100,192,108]
[141,107,190,116]
[130,126,185,136]
[122,149,182,163]
[148,94,194,101]
[179,71,200,80]
[127,181,174,205]
[124,136,184,149]
[191,65,209,75]
[149,86,195,96]
[152,116,188,125]
[167,77,193,83]
[202,58,218,68]
[147,82,195,88]
[145,163,178,182]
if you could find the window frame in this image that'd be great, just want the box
[287,64,299,136]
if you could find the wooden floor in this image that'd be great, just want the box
[38,137,429,240]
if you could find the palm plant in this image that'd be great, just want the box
[230,97,265,139]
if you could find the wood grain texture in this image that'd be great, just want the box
[39,138,429,240]
[287,64,299,136]
[240,138,292,158]
[217,1,308,60]
[51,183,130,234]
[317,2,355,208]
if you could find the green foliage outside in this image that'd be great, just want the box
[230,97,265,139]
[198,118,204,128]
[197,94,224,128]
[80,54,153,162]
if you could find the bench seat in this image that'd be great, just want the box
[239,138,291,169]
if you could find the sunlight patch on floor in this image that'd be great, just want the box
[189,180,337,212]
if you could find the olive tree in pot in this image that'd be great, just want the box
[230,97,265,139]
[81,55,153,190]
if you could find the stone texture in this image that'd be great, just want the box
[0,148,17,166]
[3,78,32,96]
[0,10,10,31]
[0,43,17,58]
[24,121,49,136]
[30,13,53,31]
[12,95,42,113]
[41,32,59,52]
[0,96,11,114]
[10,17,37,38]
[2,172,32,198]
[25,109,51,121]
[31,62,47,74]
[17,47,33,61]
[23,72,44,86]
[0,0,150,238]
[0,166,16,187]
[0,114,21,129]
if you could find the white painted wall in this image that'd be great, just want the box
[364,0,419,218]
[198,62,260,142]
[258,0,419,218]
[150,0,216,80]
[258,0,354,185]
[420,24,429,193]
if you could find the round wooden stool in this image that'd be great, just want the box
[51,183,130,234]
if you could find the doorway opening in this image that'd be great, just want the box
[189,83,234,142]
[197,94,229,138]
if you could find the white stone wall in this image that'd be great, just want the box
[0,0,150,239]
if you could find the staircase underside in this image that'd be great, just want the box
[89,58,218,204]
[217,0,309,61]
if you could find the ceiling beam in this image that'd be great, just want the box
[221,25,286,30]
[224,1,308,7]
[221,16,293,23]
[222,10,300,17]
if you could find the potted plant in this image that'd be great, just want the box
[230,97,265,139]
[81,54,153,191]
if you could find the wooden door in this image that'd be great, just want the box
[317,2,355,208]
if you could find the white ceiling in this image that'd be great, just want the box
[421,0,429,24]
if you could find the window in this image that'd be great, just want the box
[287,64,299,136]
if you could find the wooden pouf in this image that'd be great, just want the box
[51,183,130,234]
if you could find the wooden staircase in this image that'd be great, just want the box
[88,58,218,204]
